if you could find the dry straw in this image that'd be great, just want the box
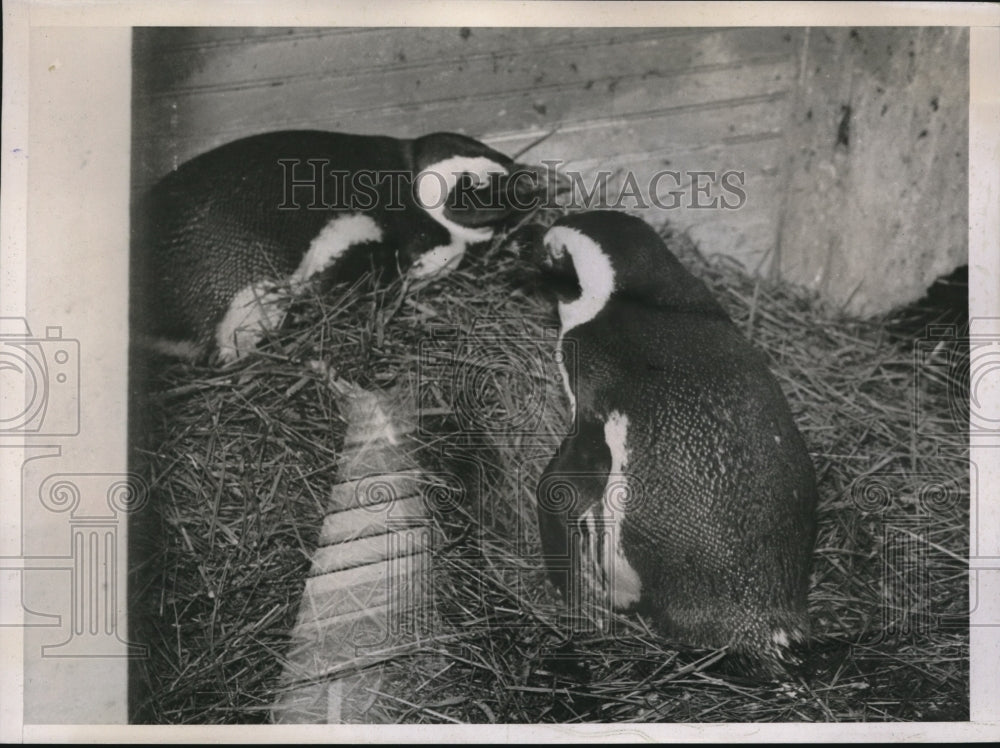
[130,217,968,723]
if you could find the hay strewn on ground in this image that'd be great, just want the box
[129,219,968,723]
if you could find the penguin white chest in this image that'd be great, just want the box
[555,333,577,419]
[292,213,383,283]
[580,410,643,609]
[215,214,383,361]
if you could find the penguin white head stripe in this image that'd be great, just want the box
[514,210,728,322]
[543,226,617,335]
[415,155,508,244]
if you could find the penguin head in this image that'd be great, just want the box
[512,211,726,328]
[411,133,568,243]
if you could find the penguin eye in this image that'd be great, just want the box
[464,172,491,190]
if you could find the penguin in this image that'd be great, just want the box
[131,130,563,362]
[514,211,818,677]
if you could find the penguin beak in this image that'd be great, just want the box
[506,162,572,208]
[505,222,582,301]
[504,223,549,264]
[443,164,570,228]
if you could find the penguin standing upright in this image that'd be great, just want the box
[516,211,817,676]
[131,130,563,362]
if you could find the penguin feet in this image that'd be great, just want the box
[214,281,289,363]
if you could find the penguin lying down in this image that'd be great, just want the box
[131,130,565,362]
[513,211,818,678]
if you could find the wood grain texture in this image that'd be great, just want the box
[132,26,968,313]
[774,27,968,315]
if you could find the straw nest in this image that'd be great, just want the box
[129,216,968,724]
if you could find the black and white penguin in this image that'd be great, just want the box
[131,130,563,362]
[516,211,817,676]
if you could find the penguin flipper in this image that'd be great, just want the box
[536,419,610,596]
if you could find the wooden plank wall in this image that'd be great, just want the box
[132,26,967,316]
[776,27,967,316]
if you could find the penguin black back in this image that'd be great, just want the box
[521,211,818,677]
[132,130,562,361]
[134,132,389,349]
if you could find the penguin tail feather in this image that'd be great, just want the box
[716,635,856,684]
